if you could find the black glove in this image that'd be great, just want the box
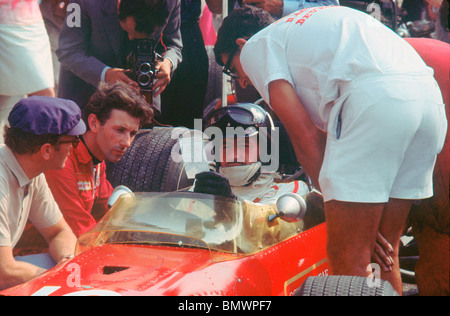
[194,171,235,199]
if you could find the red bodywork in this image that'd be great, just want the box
[0,192,329,296]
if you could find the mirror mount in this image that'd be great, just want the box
[268,193,307,223]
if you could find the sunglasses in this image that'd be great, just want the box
[222,45,240,79]
[57,135,81,149]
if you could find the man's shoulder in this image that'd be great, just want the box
[70,0,114,18]
[0,146,20,187]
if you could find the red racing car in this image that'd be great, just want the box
[0,186,397,296]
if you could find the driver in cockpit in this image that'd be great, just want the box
[192,102,395,271]
[193,102,310,204]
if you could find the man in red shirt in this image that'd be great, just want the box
[45,82,153,237]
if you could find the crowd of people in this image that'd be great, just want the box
[0,0,449,295]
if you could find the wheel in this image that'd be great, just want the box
[399,236,418,284]
[106,127,194,192]
[203,45,223,108]
[294,275,399,296]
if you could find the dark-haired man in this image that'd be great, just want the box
[57,0,182,113]
[45,82,153,237]
[0,96,84,290]
[214,6,447,295]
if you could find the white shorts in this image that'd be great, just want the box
[319,75,447,203]
[0,22,54,95]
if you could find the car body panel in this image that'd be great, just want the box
[0,192,329,296]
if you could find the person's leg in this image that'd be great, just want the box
[324,201,383,277]
[414,226,450,296]
[377,198,412,295]
[325,198,410,295]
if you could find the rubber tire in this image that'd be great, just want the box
[295,275,399,296]
[106,127,193,192]
[203,45,223,108]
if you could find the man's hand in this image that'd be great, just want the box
[372,231,395,272]
[0,246,46,290]
[194,171,235,199]
[105,68,139,88]
[152,58,172,98]
[242,0,284,17]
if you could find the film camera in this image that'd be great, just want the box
[131,39,159,95]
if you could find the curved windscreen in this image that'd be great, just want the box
[77,191,305,259]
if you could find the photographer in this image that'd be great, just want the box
[57,0,182,113]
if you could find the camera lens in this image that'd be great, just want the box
[138,73,151,86]
[139,63,152,74]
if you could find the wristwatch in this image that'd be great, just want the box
[60,254,75,262]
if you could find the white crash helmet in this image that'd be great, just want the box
[203,103,275,186]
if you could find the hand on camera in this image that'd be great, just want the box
[152,58,172,98]
[105,68,139,89]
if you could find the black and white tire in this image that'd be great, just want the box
[295,275,399,296]
[106,127,193,192]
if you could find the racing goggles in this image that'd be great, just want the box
[205,106,273,138]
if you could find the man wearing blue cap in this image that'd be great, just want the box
[0,96,85,290]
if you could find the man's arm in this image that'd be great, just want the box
[39,219,76,265]
[159,0,183,71]
[56,0,110,87]
[0,246,45,290]
[268,79,326,188]
[152,0,183,97]
[0,220,76,290]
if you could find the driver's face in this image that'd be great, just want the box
[220,136,259,167]
[92,109,140,163]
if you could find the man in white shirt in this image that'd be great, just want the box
[0,96,84,290]
[213,6,447,295]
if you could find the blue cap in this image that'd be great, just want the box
[8,96,86,136]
